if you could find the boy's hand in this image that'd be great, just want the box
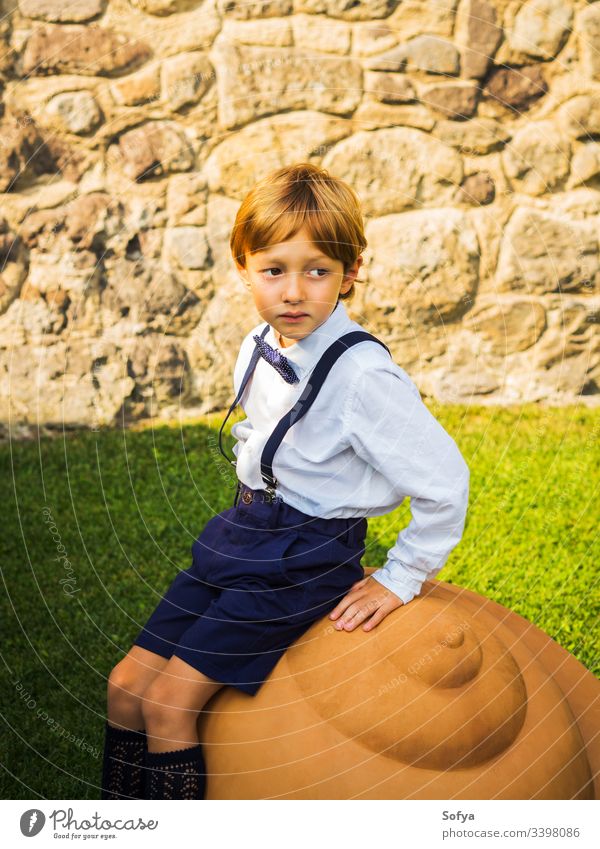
[328,575,404,633]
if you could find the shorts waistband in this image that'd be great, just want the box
[234,484,368,544]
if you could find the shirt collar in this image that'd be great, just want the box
[265,301,354,379]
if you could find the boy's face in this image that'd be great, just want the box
[236,225,361,347]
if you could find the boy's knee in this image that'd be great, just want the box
[107,660,145,706]
[140,680,176,728]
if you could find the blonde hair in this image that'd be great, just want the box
[230,162,367,304]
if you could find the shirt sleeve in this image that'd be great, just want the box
[343,364,470,605]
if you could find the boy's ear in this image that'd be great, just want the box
[236,265,251,288]
[341,255,363,289]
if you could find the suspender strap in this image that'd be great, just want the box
[217,323,269,469]
[259,331,391,494]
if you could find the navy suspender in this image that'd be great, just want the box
[218,326,391,503]
[217,323,270,470]
[260,331,391,494]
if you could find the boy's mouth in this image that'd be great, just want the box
[280,312,308,318]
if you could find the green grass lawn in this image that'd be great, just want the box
[1,404,598,799]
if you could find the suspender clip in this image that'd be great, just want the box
[264,475,278,502]
[233,480,242,507]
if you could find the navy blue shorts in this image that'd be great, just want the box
[132,485,367,695]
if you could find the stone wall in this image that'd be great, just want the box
[1,0,599,437]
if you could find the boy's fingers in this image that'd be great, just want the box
[329,578,379,622]
[329,584,363,619]
[329,596,350,619]
[363,606,387,631]
[333,600,362,628]
[338,594,381,628]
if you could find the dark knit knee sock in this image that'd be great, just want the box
[144,743,206,800]
[100,720,147,800]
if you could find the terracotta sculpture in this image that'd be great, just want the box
[198,573,600,799]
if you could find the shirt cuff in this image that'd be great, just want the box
[369,565,423,606]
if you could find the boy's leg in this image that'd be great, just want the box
[142,655,222,750]
[141,656,223,799]
[101,646,170,800]
[108,645,169,730]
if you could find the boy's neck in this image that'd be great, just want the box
[276,329,296,348]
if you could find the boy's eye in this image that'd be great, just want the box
[260,268,329,279]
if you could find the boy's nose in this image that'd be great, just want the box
[282,272,305,299]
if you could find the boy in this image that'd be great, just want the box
[101,162,470,801]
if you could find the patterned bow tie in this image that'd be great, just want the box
[253,334,300,384]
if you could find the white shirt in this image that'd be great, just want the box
[230,301,470,605]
